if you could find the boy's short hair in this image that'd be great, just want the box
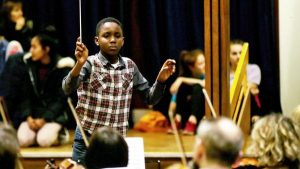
[95,17,123,36]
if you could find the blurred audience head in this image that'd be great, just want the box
[290,104,300,125]
[247,113,300,167]
[85,127,129,169]
[0,122,19,169]
[193,117,244,168]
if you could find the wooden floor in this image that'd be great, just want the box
[20,129,196,169]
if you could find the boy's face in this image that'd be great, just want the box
[95,22,124,57]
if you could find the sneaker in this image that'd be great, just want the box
[58,127,70,145]
[167,120,181,134]
[183,121,196,135]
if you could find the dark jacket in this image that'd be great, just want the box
[0,53,25,124]
[0,53,74,127]
[1,19,34,50]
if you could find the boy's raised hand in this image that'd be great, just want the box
[156,59,176,83]
[70,38,89,77]
[75,38,89,65]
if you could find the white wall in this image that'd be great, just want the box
[279,0,300,115]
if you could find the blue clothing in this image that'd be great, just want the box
[0,39,8,74]
[72,127,89,165]
[171,94,177,102]
[171,74,205,103]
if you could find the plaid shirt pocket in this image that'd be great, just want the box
[90,72,111,90]
[122,73,133,89]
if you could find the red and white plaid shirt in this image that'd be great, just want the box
[63,53,165,136]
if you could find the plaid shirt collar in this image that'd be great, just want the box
[97,52,126,69]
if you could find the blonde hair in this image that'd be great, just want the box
[247,114,300,167]
[290,105,300,125]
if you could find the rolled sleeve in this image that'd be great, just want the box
[148,80,166,105]
[62,59,92,95]
[62,73,80,95]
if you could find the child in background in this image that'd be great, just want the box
[0,0,34,49]
[230,39,262,121]
[1,26,73,147]
[168,49,205,135]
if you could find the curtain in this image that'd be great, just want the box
[0,0,280,117]
[231,0,281,113]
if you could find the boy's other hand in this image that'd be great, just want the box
[157,59,176,83]
[75,37,89,65]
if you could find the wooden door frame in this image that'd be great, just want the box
[204,0,230,117]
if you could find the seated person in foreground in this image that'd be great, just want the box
[289,104,300,125]
[0,122,20,169]
[85,127,129,169]
[165,117,244,169]
[246,114,300,169]
[45,126,128,169]
[191,117,244,169]
[168,49,205,135]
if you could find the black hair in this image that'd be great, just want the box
[0,0,22,21]
[95,17,123,36]
[85,127,129,169]
[34,25,59,57]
